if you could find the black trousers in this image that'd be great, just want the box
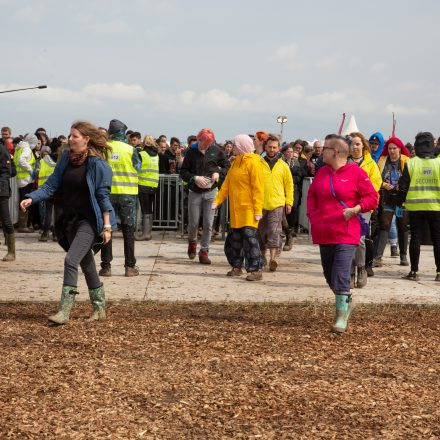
[0,195,13,234]
[138,192,155,215]
[224,226,262,273]
[101,194,137,269]
[409,211,440,273]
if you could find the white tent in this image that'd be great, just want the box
[342,115,359,135]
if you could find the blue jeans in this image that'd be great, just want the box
[320,244,357,293]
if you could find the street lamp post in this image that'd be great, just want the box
[276,115,288,141]
[0,85,47,94]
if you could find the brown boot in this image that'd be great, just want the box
[99,266,112,277]
[227,267,243,277]
[125,266,139,277]
[269,259,278,272]
[198,249,211,265]
[246,270,263,281]
[2,233,15,261]
[282,230,293,251]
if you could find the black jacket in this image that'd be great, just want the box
[179,142,230,193]
[0,140,13,181]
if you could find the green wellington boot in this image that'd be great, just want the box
[48,286,78,325]
[332,294,353,333]
[87,284,106,321]
[2,233,15,261]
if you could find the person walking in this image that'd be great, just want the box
[373,137,410,267]
[136,135,159,241]
[14,135,37,232]
[179,128,230,264]
[398,132,440,281]
[0,131,16,261]
[20,121,116,324]
[212,134,264,280]
[258,135,293,271]
[99,119,141,277]
[307,134,378,333]
[349,132,382,288]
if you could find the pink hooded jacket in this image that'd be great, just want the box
[307,163,378,245]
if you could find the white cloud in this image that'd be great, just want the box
[15,5,46,24]
[240,84,263,95]
[370,62,388,74]
[385,104,431,116]
[84,83,146,100]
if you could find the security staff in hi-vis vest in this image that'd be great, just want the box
[135,135,159,241]
[37,149,57,242]
[99,119,142,277]
[398,132,440,281]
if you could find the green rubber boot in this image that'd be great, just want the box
[87,284,106,321]
[48,286,78,325]
[332,294,353,333]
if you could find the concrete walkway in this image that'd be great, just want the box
[1,232,439,303]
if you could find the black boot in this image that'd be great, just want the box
[398,229,409,266]
[283,229,293,251]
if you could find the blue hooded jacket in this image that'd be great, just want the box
[369,132,385,163]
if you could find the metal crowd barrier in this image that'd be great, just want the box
[8,178,19,225]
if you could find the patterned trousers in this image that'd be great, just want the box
[224,226,262,273]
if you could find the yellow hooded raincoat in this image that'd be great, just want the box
[214,154,264,229]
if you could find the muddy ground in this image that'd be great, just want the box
[1,302,440,439]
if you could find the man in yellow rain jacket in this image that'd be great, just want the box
[258,134,294,272]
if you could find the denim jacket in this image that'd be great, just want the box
[26,151,116,232]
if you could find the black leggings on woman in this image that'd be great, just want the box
[224,226,262,273]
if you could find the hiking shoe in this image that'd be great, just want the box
[400,255,409,266]
[373,258,383,268]
[366,266,374,277]
[402,271,419,281]
[99,267,112,277]
[435,273,440,282]
[390,245,399,257]
[125,266,139,277]
[269,259,278,272]
[227,267,243,277]
[198,250,211,265]
[246,270,263,281]
[39,232,49,242]
[188,242,197,260]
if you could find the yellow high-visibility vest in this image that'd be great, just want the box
[406,156,440,211]
[13,145,36,180]
[107,140,138,195]
[138,151,159,188]
[38,159,55,187]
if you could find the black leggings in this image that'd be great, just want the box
[0,195,13,234]
[224,226,262,273]
[409,211,440,273]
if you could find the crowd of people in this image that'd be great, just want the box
[1,121,439,333]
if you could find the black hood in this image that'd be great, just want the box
[108,119,127,136]
[414,132,435,158]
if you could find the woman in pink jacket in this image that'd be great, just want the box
[307,134,378,333]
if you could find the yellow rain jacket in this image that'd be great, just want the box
[261,156,294,211]
[214,154,264,229]
[359,151,382,192]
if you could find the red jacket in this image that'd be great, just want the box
[307,162,378,245]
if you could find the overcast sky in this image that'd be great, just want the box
[1,0,439,143]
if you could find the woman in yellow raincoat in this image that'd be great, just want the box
[212,134,264,281]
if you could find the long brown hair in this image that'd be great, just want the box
[350,131,370,154]
[71,120,111,161]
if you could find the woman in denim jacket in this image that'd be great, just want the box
[21,121,116,324]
